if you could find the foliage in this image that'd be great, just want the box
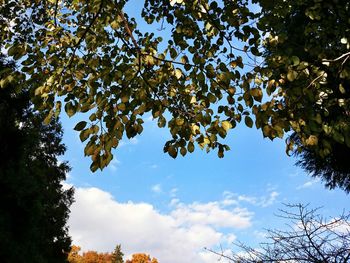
[125,253,159,263]
[67,245,115,263]
[294,133,350,192]
[0,0,261,171]
[1,0,349,191]
[255,0,350,192]
[67,246,157,263]
[112,244,124,263]
[209,204,350,262]
[68,245,84,263]
[0,58,74,262]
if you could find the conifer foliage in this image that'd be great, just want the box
[0,58,74,262]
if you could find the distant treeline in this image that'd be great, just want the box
[68,244,159,263]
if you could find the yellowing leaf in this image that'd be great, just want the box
[287,70,297,82]
[191,124,200,134]
[175,117,185,126]
[222,121,232,131]
[305,135,318,146]
[175,68,182,79]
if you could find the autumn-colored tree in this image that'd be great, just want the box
[125,253,159,263]
[68,245,116,263]
[68,245,83,263]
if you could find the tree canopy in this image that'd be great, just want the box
[257,0,350,192]
[67,246,157,263]
[1,0,349,190]
[0,58,74,262]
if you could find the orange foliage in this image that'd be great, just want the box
[67,245,114,263]
[125,253,159,263]
[68,245,159,263]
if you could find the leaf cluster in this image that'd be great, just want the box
[1,0,350,193]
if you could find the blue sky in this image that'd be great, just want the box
[63,111,349,262]
[62,1,349,262]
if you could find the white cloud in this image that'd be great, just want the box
[151,184,162,194]
[296,178,320,190]
[222,190,279,208]
[119,137,139,148]
[171,202,252,229]
[259,191,279,207]
[68,186,253,263]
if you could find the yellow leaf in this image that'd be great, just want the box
[222,121,232,131]
[175,68,182,79]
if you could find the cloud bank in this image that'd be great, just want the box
[68,186,253,263]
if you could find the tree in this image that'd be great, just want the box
[293,133,350,192]
[125,253,159,263]
[0,58,74,262]
[1,1,349,191]
[0,0,261,170]
[67,245,121,263]
[111,244,124,263]
[208,204,350,262]
[68,245,83,263]
[255,0,350,192]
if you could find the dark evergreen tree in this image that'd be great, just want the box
[292,133,350,193]
[0,58,74,262]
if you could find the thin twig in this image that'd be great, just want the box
[322,52,350,63]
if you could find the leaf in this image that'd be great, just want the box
[168,145,178,158]
[245,116,253,128]
[250,88,263,102]
[158,116,166,128]
[65,102,76,117]
[305,135,318,146]
[74,121,87,131]
[291,56,300,66]
[187,142,195,153]
[180,147,187,156]
[287,70,297,82]
[80,129,91,142]
[43,110,53,125]
[110,20,119,30]
[175,118,185,126]
[222,121,232,131]
[175,68,182,79]
[90,162,99,172]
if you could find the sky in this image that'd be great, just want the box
[61,1,349,262]
[62,112,349,263]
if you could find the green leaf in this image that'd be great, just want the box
[291,56,300,66]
